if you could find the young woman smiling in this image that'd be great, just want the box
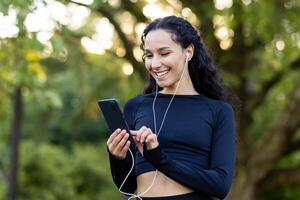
[106,16,236,200]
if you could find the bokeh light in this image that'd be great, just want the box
[122,62,134,75]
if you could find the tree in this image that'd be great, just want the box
[67,0,300,199]
[1,0,300,199]
[0,37,45,200]
[0,1,142,199]
[0,2,60,199]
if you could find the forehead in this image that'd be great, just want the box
[144,29,181,51]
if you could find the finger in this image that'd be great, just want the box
[137,126,147,142]
[107,128,121,145]
[145,133,156,143]
[131,130,138,136]
[120,140,131,156]
[107,128,121,146]
[140,128,152,143]
[136,142,144,155]
[108,129,126,150]
[132,135,137,143]
[136,127,144,141]
[116,133,129,151]
[145,134,159,150]
[114,129,126,144]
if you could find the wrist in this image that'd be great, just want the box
[107,146,127,160]
[146,142,159,150]
[143,145,162,165]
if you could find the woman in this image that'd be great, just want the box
[106,16,236,200]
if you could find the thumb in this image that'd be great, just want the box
[130,130,138,136]
[136,142,144,155]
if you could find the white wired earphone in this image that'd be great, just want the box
[119,54,191,200]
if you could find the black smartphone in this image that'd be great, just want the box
[97,99,134,143]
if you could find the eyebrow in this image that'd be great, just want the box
[144,46,171,53]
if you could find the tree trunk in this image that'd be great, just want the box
[226,169,256,200]
[6,87,22,200]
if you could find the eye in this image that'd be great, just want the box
[160,52,170,56]
[143,53,153,59]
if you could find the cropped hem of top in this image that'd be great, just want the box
[139,192,211,200]
[108,92,236,199]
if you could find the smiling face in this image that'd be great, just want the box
[143,29,195,94]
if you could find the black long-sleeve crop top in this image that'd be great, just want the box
[108,92,236,199]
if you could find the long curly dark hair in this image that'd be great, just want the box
[141,16,228,101]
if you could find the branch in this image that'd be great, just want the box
[282,140,300,156]
[181,1,219,57]
[257,166,300,193]
[69,0,147,79]
[181,2,258,163]
[121,0,148,22]
[249,57,300,112]
[249,84,300,182]
[96,5,147,79]
[291,57,300,69]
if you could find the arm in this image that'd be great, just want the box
[108,145,136,193]
[143,103,236,199]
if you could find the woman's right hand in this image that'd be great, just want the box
[106,128,131,160]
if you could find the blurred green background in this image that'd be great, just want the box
[1,0,300,199]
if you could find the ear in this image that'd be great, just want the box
[185,44,194,61]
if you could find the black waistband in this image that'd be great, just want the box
[138,192,211,200]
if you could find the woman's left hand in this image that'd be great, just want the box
[131,126,159,155]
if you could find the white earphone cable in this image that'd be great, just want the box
[153,57,189,137]
[120,57,189,200]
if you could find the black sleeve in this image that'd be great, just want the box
[143,103,236,199]
[107,99,138,194]
[108,148,136,193]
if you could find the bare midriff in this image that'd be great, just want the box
[136,171,194,197]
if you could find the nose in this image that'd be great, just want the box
[149,56,162,71]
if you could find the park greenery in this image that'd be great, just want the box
[0,0,300,199]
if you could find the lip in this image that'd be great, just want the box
[152,69,170,79]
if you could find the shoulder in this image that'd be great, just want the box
[125,94,147,107]
[201,96,235,125]
[124,93,153,113]
[200,98,236,138]
[216,101,234,115]
[216,102,235,126]
[202,96,234,114]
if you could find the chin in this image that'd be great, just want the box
[156,81,173,90]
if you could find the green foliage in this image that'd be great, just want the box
[260,185,300,200]
[89,0,107,10]
[0,141,8,199]
[0,0,34,14]
[251,72,299,141]
[1,0,300,199]
[0,38,45,92]
[20,50,143,146]
[0,88,10,139]
[15,141,122,200]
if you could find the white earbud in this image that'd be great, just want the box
[186,53,191,62]
[185,55,190,64]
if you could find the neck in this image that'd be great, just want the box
[161,76,198,95]
[161,85,198,95]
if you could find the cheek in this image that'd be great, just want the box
[144,60,152,71]
[165,56,181,67]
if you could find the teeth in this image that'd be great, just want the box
[156,70,169,77]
